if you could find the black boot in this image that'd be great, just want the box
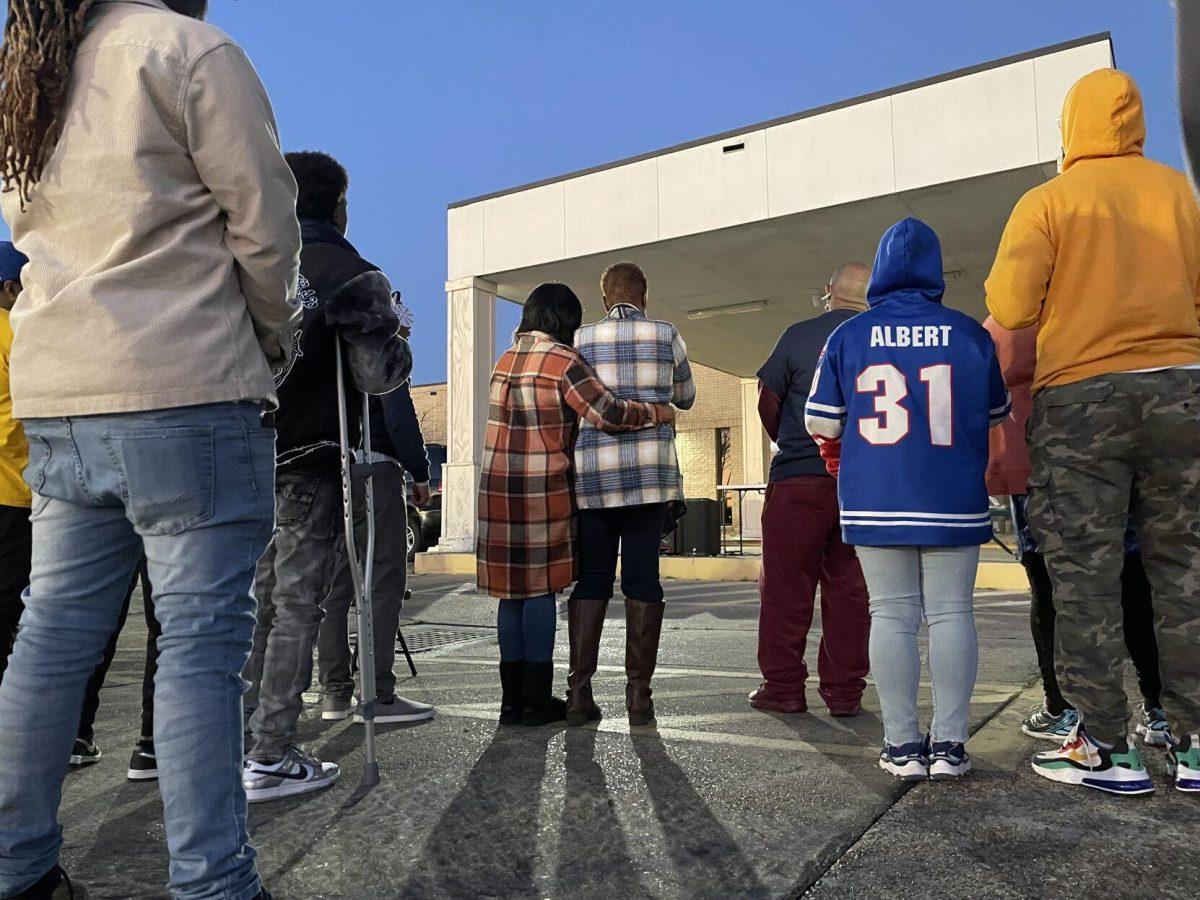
[499,661,524,725]
[521,661,567,726]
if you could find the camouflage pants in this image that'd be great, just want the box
[1027,369,1200,743]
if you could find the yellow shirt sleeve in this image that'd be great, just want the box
[985,189,1056,331]
[0,309,31,508]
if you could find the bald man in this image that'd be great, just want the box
[751,262,872,716]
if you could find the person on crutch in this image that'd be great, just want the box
[243,151,411,803]
[318,295,436,725]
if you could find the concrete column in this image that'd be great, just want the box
[739,377,770,485]
[432,276,496,553]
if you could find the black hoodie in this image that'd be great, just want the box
[274,219,412,474]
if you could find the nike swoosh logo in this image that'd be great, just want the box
[250,764,309,781]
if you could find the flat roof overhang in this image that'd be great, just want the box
[447,34,1114,378]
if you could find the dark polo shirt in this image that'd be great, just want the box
[757,308,858,483]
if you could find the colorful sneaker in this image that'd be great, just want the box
[1168,733,1200,793]
[879,739,929,782]
[69,738,102,768]
[1135,704,1173,748]
[1021,704,1080,742]
[928,741,971,781]
[243,746,339,803]
[1032,726,1154,796]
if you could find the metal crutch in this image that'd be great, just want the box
[335,340,381,790]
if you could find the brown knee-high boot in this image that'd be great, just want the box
[566,599,607,726]
[624,597,665,726]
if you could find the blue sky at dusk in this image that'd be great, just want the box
[16,1,1191,384]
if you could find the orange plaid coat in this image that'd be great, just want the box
[477,332,661,599]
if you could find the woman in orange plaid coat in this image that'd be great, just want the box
[477,283,674,726]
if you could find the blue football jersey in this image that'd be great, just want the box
[805,218,1011,547]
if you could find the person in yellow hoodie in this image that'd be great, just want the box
[0,242,29,689]
[986,68,1200,796]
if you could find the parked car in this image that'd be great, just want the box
[407,443,445,563]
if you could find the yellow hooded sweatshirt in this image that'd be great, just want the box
[985,68,1200,393]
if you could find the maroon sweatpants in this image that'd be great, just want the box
[757,475,870,709]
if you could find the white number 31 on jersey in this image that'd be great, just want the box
[856,363,953,447]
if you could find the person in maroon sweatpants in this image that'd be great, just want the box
[752,263,872,716]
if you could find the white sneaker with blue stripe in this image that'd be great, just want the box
[928,741,971,780]
[879,739,929,782]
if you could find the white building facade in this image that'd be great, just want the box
[434,34,1114,555]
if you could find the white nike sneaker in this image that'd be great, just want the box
[243,746,339,803]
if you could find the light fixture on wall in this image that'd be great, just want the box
[686,299,770,321]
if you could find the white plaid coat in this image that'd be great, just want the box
[573,304,696,509]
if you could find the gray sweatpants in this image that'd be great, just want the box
[856,545,980,747]
[318,461,408,702]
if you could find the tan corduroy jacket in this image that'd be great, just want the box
[1,0,301,418]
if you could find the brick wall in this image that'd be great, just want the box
[409,383,448,447]
[673,365,744,528]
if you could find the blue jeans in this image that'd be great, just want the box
[855,545,980,746]
[0,403,274,900]
[497,595,557,662]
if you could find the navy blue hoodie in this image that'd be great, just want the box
[369,385,431,484]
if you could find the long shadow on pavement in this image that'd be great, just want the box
[399,726,551,899]
[72,779,171,899]
[555,728,644,899]
[632,733,770,900]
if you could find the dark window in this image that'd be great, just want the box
[716,428,734,525]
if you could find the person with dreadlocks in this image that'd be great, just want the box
[0,2,300,899]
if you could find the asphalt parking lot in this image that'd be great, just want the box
[57,575,1200,899]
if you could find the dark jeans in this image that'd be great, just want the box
[0,505,32,687]
[77,559,158,743]
[571,504,669,604]
[318,461,407,701]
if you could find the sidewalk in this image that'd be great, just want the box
[56,577,1198,899]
